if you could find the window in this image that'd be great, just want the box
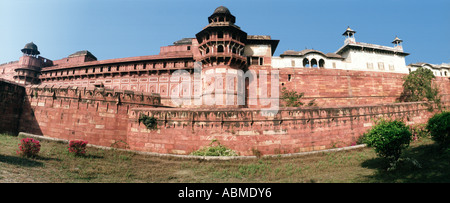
[303,58,310,68]
[378,62,384,70]
[288,74,292,81]
[367,62,373,69]
[217,45,224,53]
[291,60,295,67]
[187,46,191,51]
[333,62,336,69]
[311,59,318,68]
[259,57,264,66]
[389,64,394,71]
[319,59,325,68]
[218,31,223,39]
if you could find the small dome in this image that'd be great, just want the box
[21,42,40,55]
[213,6,231,15]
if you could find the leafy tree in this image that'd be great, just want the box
[281,87,304,107]
[399,67,441,111]
[281,87,316,107]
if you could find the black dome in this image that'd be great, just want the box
[213,6,231,15]
[21,42,40,55]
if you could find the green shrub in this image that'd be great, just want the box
[138,114,158,130]
[426,111,450,149]
[363,118,412,164]
[190,139,238,156]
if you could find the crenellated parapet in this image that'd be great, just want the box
[26,84,162,107]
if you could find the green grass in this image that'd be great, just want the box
[1,133,449,183]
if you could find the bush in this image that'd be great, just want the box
[138,114,158,130]
[68,140,88,156]
[190,139,238,156]
[363,118,412,164]
[426,111,450,149]
[17,138,41,158]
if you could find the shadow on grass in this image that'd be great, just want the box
[0,154,44,167]
[361,143,450,183]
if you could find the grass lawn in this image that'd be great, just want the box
[1,133,449,183]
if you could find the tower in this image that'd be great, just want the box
[195,6,248,107]
[392,36,403,51]
[14,42,51,85]
[342,26,356,44]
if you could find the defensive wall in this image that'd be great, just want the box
[1,69,449,156]
[0,79,25,135]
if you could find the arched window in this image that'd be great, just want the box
[311,59,318,68]
[217,45,224,53]
[319,59,325,68]
[303,58,310,68]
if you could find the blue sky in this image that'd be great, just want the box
[1,0,448,65]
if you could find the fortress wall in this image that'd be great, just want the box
[18,85,163,148]
[0,80,25,134]
[39,67,450,108]
[128,101,447,156]
[277,68,450,107]
[3,68,449,156]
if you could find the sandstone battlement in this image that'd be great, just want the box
[27,84,162,107]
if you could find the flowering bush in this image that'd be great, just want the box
[17,138,41,158]
[68,140,88,156]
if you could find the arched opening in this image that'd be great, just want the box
[319,59,325,68]
[311,59,318,68]
[217,45,224,53]
[206,47,210,54]
[303,58,310,68]
[232,47,237,54]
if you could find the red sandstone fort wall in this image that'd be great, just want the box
[278,68,450,107]
[39,67,450,108]
[18,85,163,148]
[2,69,449,156]
[0,80,25,134]
[128,102,446,156]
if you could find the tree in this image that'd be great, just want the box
[281,87,316,107]
[281,87,304,107]
[398,67,441,111]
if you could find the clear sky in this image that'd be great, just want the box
[1,0,448,65]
